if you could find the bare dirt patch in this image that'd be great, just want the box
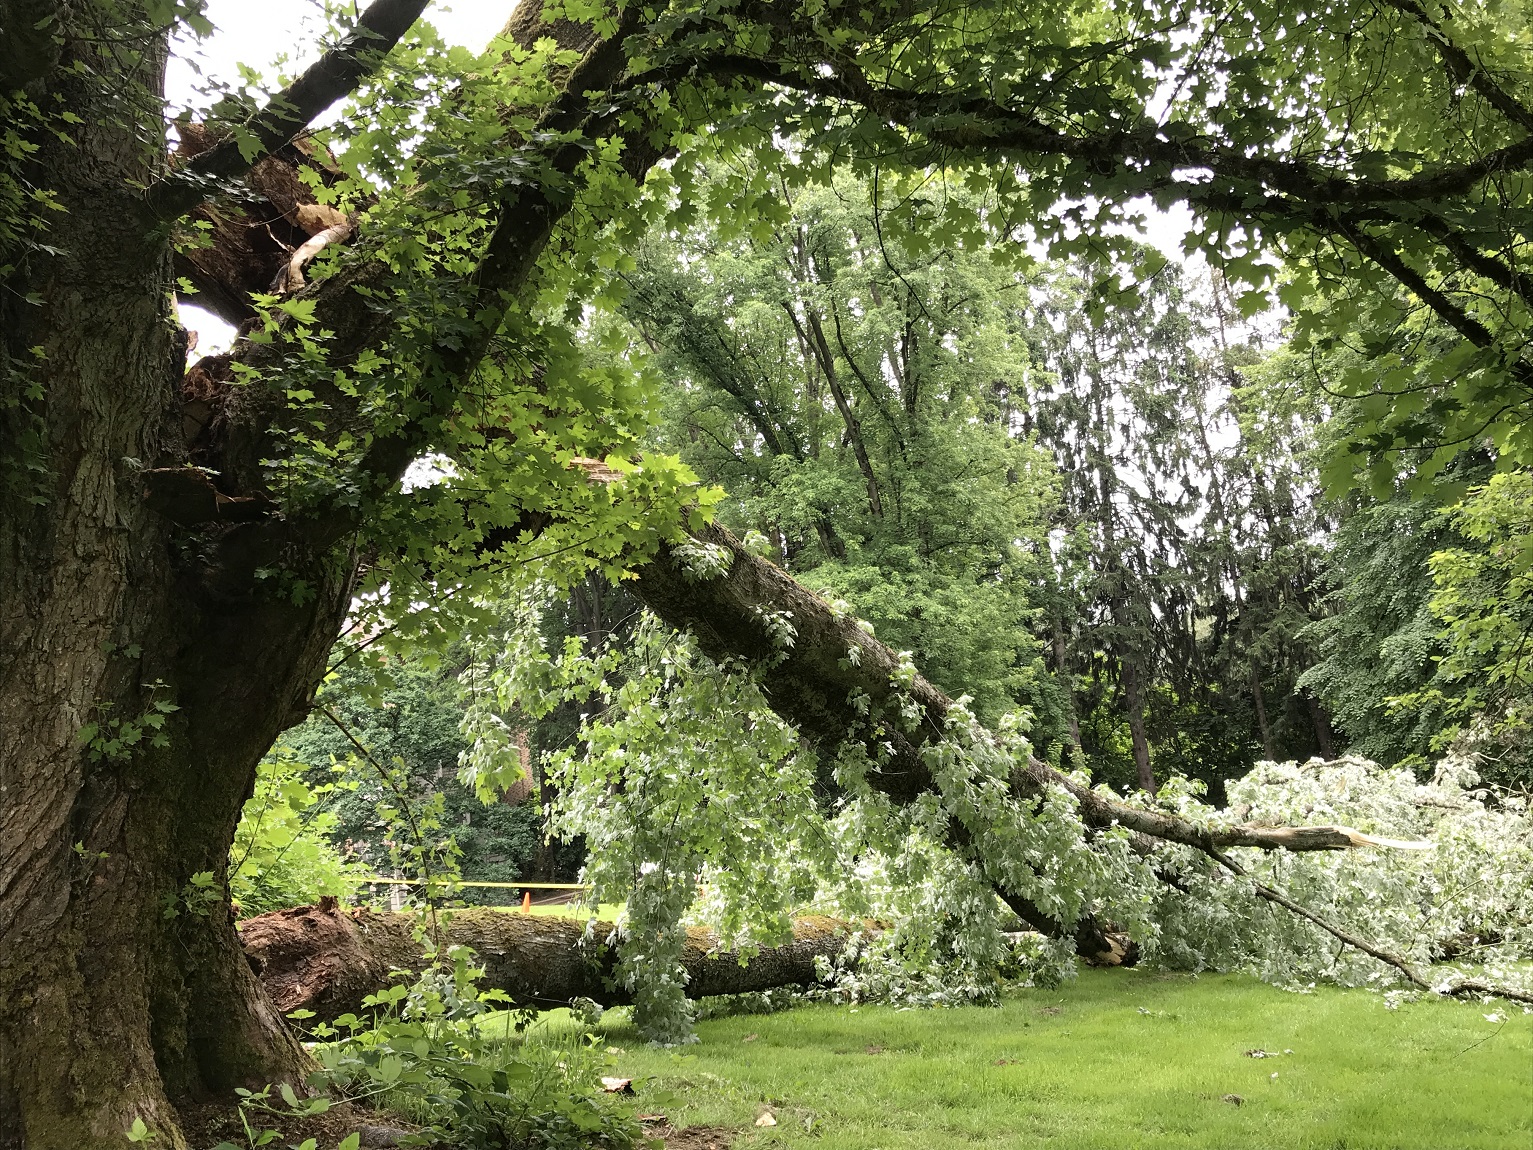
[644,1119,736,1149]
[176,1098,426,1149]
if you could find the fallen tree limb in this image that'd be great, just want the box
[629,523,1431,857]
[626,522,1431,960]
[1206,850,1533,1006]
[239,900,856,1022]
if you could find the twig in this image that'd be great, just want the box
[1209,848,1432,990]
[316,700,446,948]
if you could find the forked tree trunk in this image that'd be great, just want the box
[0,21,357,1150]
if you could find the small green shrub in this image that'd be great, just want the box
[229,753,365,917]
[303,947,646,1149]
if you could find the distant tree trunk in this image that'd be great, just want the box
[1306,693,1337,759]
[804,310,885,519]
[532,749,562,881]
[573,571,606,647]
[1122,661,1156,794]
[1251,664,1276,760]
[1052,624,1083,751]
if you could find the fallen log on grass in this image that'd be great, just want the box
[240,899,856,1022]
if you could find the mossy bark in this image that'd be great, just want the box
[0,12,351,1147]
[0,6,662,1144]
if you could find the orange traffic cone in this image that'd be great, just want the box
[521,890,532,913]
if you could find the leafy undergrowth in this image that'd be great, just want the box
[291,948,645,1150]
[559,970,1528,1150]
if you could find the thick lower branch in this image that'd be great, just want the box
[240,902,856,1021]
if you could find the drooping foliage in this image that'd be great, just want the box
[457,576,1533,1042]
[1405,472,1533,780]
[228,752,365,918]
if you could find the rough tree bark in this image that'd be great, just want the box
[626,523,1418,856]
[0,27,346,1149]
[0,4,644,1147]
[239,902,855,1021]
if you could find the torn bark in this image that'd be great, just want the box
[148,0,433,222]
[173,126,354,325]
[240,902,855,1021]
[276,219,353,293]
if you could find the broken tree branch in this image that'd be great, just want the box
[1207,850,1533,1006]
[627,522,1433,858]
[240,901,856,1021]
[275,218,353,293]
[148,0,432,223]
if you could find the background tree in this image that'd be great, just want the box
[272,650,582,898]
[622,174,1069,735]
[1019,263,1333,796]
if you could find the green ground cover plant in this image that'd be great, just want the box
[579,971,1528,1150]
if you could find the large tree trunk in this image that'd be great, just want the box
[626,523,1403,858]
[0,21,362,1149]
[0,4,631,1145]
[240,903,855,1021]
[0,3,413,1136]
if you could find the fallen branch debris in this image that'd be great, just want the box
[240,901,856,1021]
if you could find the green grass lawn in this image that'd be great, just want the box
[565,970,1528,1150]
[521,901,624,921]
